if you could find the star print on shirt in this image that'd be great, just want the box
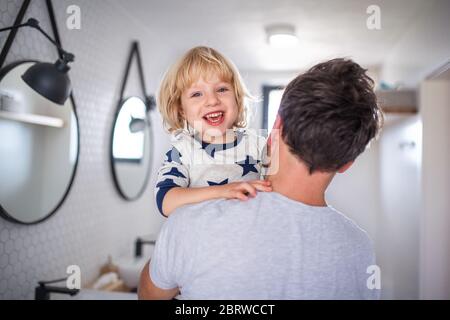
[236,155,260,176]
[162,167,186,179]
[207,179,229,186]
[165,147,182,164]
[156,178,179,189]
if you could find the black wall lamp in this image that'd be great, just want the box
[0,17,75,105]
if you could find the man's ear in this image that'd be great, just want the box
[337,161,354,173]
[268,114,282,147]
[273,114,282,130]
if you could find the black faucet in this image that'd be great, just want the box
[35,278,80,300]
[134,237,156,258]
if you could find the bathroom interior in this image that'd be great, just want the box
[0,0,449,300]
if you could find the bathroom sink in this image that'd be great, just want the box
[114,237,155,289]
[116,254,152,290]
[52,289,137,300]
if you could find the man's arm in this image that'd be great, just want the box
[138,261,179,300]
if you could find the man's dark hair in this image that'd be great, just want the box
[278,58,383,173]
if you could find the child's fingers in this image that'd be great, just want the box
[238,182,257,197]
[252,183,273,192]
[250,179,271,186]
[249,180,272,191]
[234,190,249,201]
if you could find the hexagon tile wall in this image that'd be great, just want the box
[0,0,167,299]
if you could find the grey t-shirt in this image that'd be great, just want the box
[150,192,380,299]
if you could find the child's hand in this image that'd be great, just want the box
[218,180,272,201]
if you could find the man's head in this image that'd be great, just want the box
[276,58,383,174]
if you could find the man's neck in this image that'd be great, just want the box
[266,143,334,207]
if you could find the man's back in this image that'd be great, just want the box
[150,192,379,299]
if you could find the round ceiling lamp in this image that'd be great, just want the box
[265,24,299,48]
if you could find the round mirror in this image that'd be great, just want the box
[0,61,79,224]
[111,96,152,200]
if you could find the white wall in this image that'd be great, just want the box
[380,0,450,88]
[420,77,450,299]
[328,115,423,300]
[326,143,380,244]
[378,0,450,299]
[378,115,422,299]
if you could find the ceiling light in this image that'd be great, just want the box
[265,24,299,48]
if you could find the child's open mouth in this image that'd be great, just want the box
[203,111,225,126]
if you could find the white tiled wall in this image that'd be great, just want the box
[0,0,167,299]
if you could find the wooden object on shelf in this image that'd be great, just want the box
[376,89,417,114]
[100,279,130,292]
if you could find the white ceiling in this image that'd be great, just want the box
[114,0,427,72]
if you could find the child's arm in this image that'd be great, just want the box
[155,146,191,217]
[162,180,272,216]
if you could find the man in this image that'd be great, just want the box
[139,58,383,299]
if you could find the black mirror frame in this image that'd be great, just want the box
[110,41,155,201]
[0,0,80,225]
[0,60,80,225]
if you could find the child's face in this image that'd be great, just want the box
[180,74,238,140]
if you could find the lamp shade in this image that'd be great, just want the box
[265,24,298,48]
[21,60,72,105]
[129,117,146,133]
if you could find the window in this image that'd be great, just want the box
[262,85,285,130]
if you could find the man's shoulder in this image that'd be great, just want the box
[168,198,226,224]
[267,192,373,246]
[168,193,373,247]
[167,194,262,228]
[325,207,373,248]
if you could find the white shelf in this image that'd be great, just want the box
[0,110,64,128]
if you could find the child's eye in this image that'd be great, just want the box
[217,87,229,93]
[190,92,202,98]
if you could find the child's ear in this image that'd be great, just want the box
[178,107,185,117]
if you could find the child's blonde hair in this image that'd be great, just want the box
[158,46,250,132]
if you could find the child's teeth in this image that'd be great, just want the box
[206,112,222,118]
